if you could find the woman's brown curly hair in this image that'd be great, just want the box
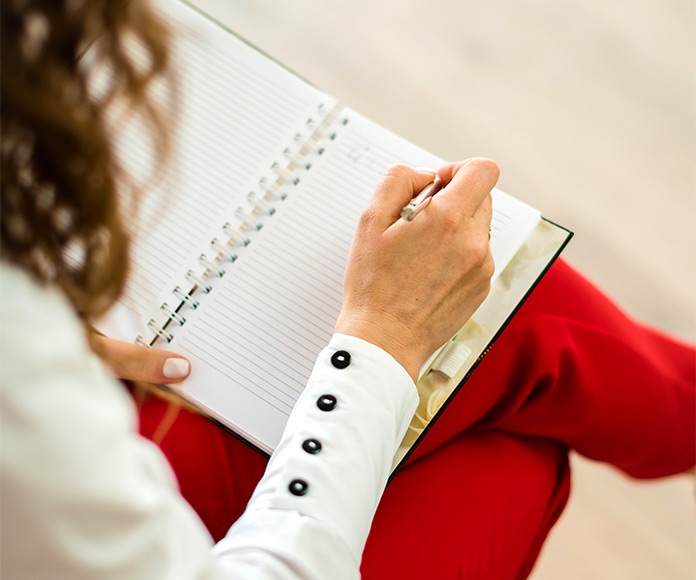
[1,0,171,322]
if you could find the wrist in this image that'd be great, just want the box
[334,312,425,382]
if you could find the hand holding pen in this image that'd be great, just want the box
[335,159,498,381]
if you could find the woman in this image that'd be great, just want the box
[2,1,693,579]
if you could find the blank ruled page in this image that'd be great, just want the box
[168,109,540,452]
[95,0,335,340]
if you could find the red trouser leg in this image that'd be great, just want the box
[408,259,695,478]
[137,259,696,575]
[360,432,570,580]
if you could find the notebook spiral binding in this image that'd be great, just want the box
[139,104,349,347]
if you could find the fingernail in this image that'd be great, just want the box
[415,167,437,175]
[163,358,190,379]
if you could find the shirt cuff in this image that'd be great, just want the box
[222,333,419,566]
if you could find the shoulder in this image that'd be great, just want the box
[0,261,146,463]
[0,262,90,372]
[0,262,134,416]
[0,261,141,474]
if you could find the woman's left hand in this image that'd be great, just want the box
[92,335,191,384]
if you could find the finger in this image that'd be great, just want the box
[468,193,493,248]
[436,159,473,185]
[368,164,438,226]
[435,158,499,217]
[472,193,493,231]
[92,336,191,384]
[472,194,495,271]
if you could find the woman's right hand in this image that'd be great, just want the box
[334,159,499,381]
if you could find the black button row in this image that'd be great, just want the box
[287,350,352,497]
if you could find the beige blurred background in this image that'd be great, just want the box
[196,0,695,577]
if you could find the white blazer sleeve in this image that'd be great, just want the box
[214,334,419,579]
[1,265,419,579]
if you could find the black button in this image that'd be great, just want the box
[288,479,308,496]
[331,350,351,369]
[302,438,322,454]
[317,394,337,411]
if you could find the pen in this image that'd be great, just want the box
[400,176,444,221]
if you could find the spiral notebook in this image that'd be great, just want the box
[94,0,572,466]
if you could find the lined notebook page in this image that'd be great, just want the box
[168,109,540,452]
[96,0,335,339]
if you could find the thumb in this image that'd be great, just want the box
[92,335,191,384]
[369,164,437,225]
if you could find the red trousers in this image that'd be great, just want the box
[138,260,696,579]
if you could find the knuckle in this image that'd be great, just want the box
[469,157,500,181]
[479,278,492,301]
[482,253,496,279]
[469,235,491,266]
[382,163,411,180]
[358,205,379,229]
[440,211,462,233]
